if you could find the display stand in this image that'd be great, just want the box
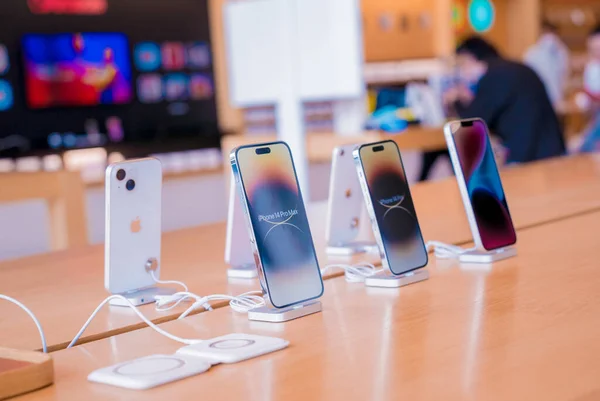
[248,301,322,323]
[227,264,258,279]
[458,247,517,264]
[364,269,429,288]
[108,258,176,307]
[109,286,176,307]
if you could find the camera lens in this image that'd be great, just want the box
[116,169,126,181]
[126,179,136,191]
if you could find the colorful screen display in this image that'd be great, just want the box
[22,33,133,108]
[358,141,428,275]
[451,120,516,250]
[235,142,323,308]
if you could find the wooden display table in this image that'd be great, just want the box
[14,210,600,401]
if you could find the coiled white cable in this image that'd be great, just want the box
[320,263,383,283]
[155,291,208,312]
[0,295,47,353]
[149,267,264,316]
[176,291,265,320]
[68,289,265,349]
[67,294,204,348]
[150,270,214,312]
[425,240,476,259]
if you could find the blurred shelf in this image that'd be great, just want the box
[222,126,447,165]
[84,166,225,189]
[364,59,446,85]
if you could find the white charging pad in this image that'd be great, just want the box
[87,354,211,390]
[177,333,289,364]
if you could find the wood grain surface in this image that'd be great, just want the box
[14,209,600,401]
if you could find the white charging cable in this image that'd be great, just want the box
[149,270,188,292]
[150,269,215,312]
[67,294,204,348]
[425,241,476,259]
[154,290,265,316]
[69,287,266,347]
[155,291,209,313]
[149,268,263,316]
[0,294,47,353]
[320,262,383,283]
[175,291,265,320]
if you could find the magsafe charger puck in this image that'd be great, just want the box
[177,333,289,364]
[88,354,211,390]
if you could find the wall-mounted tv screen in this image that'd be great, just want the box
[0,0,219,159]
[23,33,133,108]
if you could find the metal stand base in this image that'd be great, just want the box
[227,264,258,279]
[248,301,322,323]
[109,286,177,307]
[326,241,378,256]
[364,269,429,288]
[459,247,517,264]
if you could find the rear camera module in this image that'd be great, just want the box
[126,179,136,191]
[116,169,126,181]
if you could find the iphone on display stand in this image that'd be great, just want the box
[444,118,517,263]
[105,158,175,306]
[230,141,324,322]
[325,145,377,256]
[354,140,430,288]
[225,172,258,279]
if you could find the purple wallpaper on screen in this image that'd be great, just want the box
[453,121,516,250]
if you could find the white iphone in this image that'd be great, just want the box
[444,119,517,251]
[105,158,162,295]
[325,145,363,246]
[325,145,376,255]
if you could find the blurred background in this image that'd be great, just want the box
[0,0,598,260]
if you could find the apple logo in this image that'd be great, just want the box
[130,217,142,233]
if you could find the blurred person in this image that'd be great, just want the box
[578,25,600,152]
[524,20,570,109]
[444,36,565,164]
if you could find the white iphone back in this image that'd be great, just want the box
[105,158,162,294]
[224,173,254,267]
[326,145,365,246]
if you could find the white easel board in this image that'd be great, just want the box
[224,0,364,105]
[224,0,289,106]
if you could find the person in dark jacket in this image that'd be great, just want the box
[445,36,565,164]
